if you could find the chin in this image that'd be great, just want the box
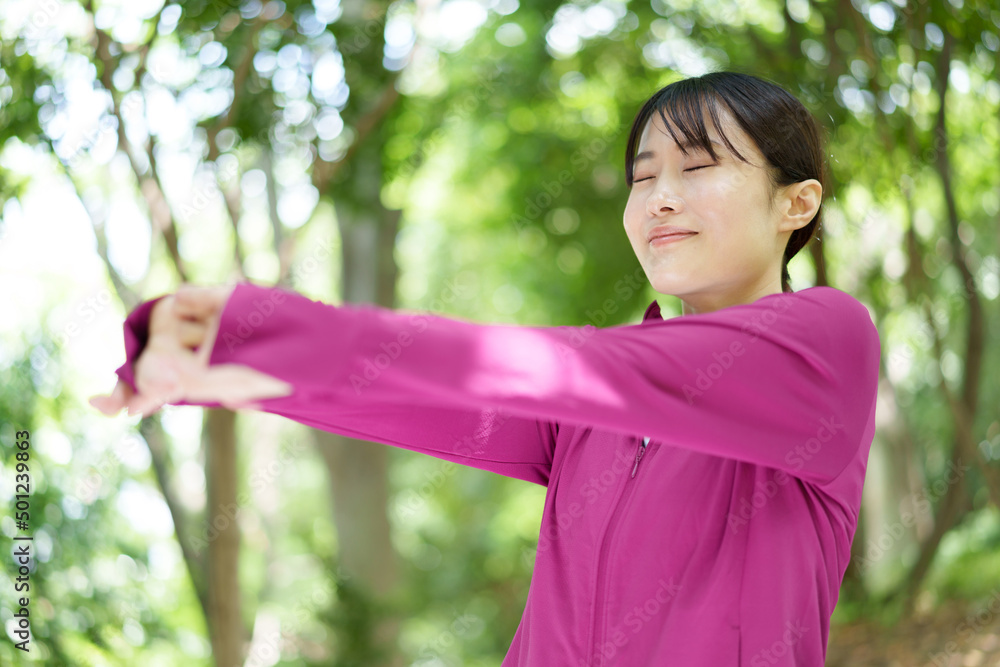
[648,277,691,297]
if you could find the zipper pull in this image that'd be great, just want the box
[631,439,646,478]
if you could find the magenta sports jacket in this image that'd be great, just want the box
[114,281,881,666]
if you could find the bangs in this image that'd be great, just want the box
[625,84,751,187]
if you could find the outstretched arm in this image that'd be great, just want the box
[102,280,880,487]
[94,285,557,486]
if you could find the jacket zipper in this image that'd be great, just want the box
[589,436,651,665]
[631,437,647,478]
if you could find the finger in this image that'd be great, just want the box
[88,380,135,416]
[125,392,167,418]
[185,364,293,405]
[177,319,208,349]
[134,347,186,400]
[195,306,224,366]
[128,359,185,415]
[174,284,231,320]
[221,399,264,412]
[149,295,183,344]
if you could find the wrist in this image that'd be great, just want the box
[113,293,170,393]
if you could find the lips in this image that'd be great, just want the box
[649,233,696,248]
[647,226,698,243]
[650,232,696,241]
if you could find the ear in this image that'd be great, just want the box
[777,179,822,233]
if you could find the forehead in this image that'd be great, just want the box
[638,107,740,150]
[635,104,763,170]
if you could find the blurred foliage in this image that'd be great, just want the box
[0,0,999,664]
[0,339,210,664]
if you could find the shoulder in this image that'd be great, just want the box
[698,286,882,373]
[787,284,871,312]
[774,286,879,342]
[699,285,876,338]
[758,286,881,382]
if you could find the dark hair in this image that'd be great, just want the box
[624,71,826,293]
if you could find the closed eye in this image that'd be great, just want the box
[632,164,714,183]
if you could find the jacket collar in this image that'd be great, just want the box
[640,290,805,323]
[641,299,662,323]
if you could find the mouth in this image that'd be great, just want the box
[648,232,697,247]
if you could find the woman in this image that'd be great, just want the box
[92,71,881,666]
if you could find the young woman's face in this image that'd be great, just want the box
[623,105,798,315]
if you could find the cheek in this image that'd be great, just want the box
[698,176,741,203]
[693,176,760,226]
[624,193,638,214]
[623,198,642,231]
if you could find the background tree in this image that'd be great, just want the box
[1,0,998,665]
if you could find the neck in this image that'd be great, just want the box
[678,280,784,316]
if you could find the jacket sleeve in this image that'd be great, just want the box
[116,281,881,486]
[113,291,557,486]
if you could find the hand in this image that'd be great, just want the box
[89,284,293,417]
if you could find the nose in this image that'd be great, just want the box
[646,189,683,217]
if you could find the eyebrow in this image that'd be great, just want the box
[633,139,724,164]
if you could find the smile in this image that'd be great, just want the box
[649,232,697,247]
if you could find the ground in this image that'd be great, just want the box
[827,597,1000,666]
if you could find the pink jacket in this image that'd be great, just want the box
[115,282,880,666]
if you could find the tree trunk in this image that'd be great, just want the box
[888,25,993,617]
[313,432,403,653]
[308,134,405,663]
[897,450,972,611]
[205,408,246,666]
